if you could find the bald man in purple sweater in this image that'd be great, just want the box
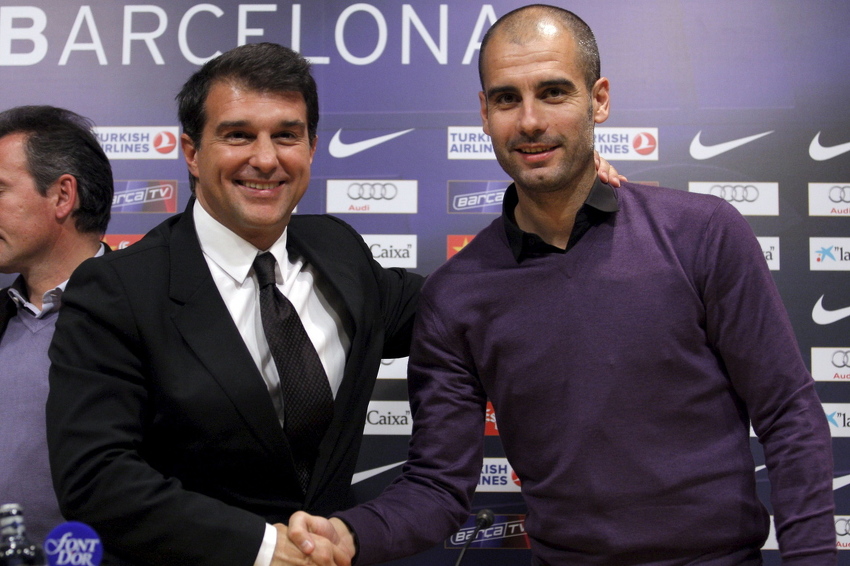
[290,5,836,565]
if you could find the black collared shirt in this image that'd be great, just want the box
[502,177,620,262]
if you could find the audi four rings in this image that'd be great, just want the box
[709,184,760,202]
[836,518,850,537]
[829,186,850,203]
[347,182,398,200]
[833,350,850,368]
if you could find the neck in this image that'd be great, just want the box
[513,171,596,249]
[20,237,101,309]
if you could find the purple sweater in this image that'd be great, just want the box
[338,182,835,565]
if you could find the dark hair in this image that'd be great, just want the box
[177,42,319,147]
[0,105,113,235]
[478,4,600,92]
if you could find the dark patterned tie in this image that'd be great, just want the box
[253,252,334,493]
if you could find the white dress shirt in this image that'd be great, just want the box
[193,201,349,565]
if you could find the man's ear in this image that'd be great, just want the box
[479,91,490,136]
[592,77,610,124]
[181,133,200,179]
[52,174,78,221]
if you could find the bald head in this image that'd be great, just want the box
[478,5,600,92]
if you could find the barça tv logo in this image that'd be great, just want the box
[112,180,178,213]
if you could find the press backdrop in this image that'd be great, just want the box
[1,1,848,563]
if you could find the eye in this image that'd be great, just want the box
[493,92,519,106]
[223,131,252,143]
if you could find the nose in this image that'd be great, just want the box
[249,135,278,173]
[518,100,547,137]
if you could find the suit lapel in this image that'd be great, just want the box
[167,205,291,465]
[287,220,372,497]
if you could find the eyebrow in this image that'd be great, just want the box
[486,77,578,100]
[214,119,307,133]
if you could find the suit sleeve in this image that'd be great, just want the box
[698,200,836,563]
[47,257,266,566]
[334,290,485,565]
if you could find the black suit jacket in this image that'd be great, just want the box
[46,205,423,566]
[0,279,18,337]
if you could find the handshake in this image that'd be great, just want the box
[273,512,357,566]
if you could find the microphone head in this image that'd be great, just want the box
[45,522,103,566]
[475,508,495,529]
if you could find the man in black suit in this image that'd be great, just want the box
[0,105,112,543]
[46,43,422,566]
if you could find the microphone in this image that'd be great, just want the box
[453,509,494,566]
[44,522,102,566]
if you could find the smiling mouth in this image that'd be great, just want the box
[514,142,560,155]
[239,181,281,190]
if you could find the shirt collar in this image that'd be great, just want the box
[502,176,619,262]
[7,243,106,318]
[193,199,289,285]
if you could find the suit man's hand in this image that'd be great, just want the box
[286,512,356,566]
[595,150,627,187]
[272,523,348,566]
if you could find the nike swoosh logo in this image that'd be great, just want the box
[328,128,414,158]
[809,132,850,161]
[812,295,850,325]
[351,461,405,484]
[834,473,850,491]
[689,130,773,160]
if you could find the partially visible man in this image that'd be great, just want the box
[0,105,113,543]
[290,5,836,565]
[45,43,421,566]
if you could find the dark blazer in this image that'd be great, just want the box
[46,204,423,566]
[0,280,17,337]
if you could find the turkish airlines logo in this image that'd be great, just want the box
[93,126,180,160]
[328,128,413,158]
[153,131,177,154]
[809,132,850,161]
[689,182,778,216]
[689,130,773,160]
[103,234,143,250]
[632,132,656,155]
[477,458,521,493]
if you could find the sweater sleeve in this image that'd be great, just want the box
[697,200,836,563]
[335,291,486,564]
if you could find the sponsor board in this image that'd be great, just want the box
[757,237,779,271]
[688,182,779,216]
[362,234,417,268]
[377,357,408,380]
[363,401,411,435]
[809,184,850,216]
[94,127,179,159]
[447,127,659,161]
[812,349,850,381]
[448,180,507,213]
[594,128,659,160]
[103,234,144,250]
[112,180,178,213]
[326,180,417,213]
[447,127,493,160]
[447,235,476,259]
[477,458,521,493]
[445,513,530,549]
[824,404,850,437]
[810,238,850,271]
[485,402,499,436]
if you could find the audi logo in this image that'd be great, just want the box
[709,184,759,203]
[833,350,850,368]
[347,182,398,200]
[837,518,850,537]
[829,186,850,203]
